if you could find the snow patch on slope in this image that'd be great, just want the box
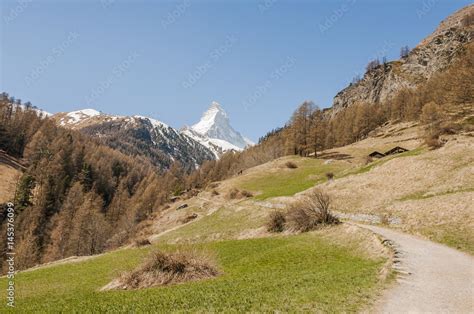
[60,109,102,125]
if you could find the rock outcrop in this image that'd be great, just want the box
[332,4,473,112]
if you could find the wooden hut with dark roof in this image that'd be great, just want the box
[384,146,408,156]
[368,151,385,159]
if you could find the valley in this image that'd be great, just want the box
[1,3,473,313]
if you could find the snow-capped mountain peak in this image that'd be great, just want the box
[192,101,228,135]
[182,101,253,157]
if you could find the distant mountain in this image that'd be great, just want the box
[52,109,215,170]
[182,102,253,157]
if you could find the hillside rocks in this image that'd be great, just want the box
[332,4,473,112]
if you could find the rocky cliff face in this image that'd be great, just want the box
[332,4,473,112]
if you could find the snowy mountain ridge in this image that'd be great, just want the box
[52,109,215,170]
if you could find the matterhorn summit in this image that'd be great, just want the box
[182,101,253,157]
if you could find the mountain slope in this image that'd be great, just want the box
[182,102,253,157]
[53,109,215,170]
[332,4,473,112]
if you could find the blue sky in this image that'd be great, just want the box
[0,0,471,140]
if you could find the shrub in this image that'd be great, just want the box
[380,214,390,225]
[106,250,218,290]
[240,190,253,198]
[285,190,339,232]
[133,237,151,247]
[266,211,286,233]
[424,133,443,149]
[227,188,240,200]
[211,189,220,196]
[325,172,334,181]
[285,161,298,169]
[180,213,198,224]
[226,188,253,199]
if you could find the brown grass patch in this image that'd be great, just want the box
[102,250,219,291]
[285,161,298,169]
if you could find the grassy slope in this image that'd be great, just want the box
[237,157,349,200]
[224,125,473,254]
[2,234,385,313]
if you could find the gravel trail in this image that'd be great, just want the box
[359,224,474,313]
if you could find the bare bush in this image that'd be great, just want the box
[425,133,443,149]
[240,190,254,198]
[227,188,240,200]
[180,213,198,224]
[380,213,390,225]
[133,237,151,247]
[226,188,253,199]
[211,189,220,196]
[325,172,334,181]
[285,190,339,232]
[285,161,298,169]
[366,59,381,71]
[104,250,218,290]
[266,211,286,233]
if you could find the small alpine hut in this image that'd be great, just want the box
[384,146,408,156]
[368,151,385,159]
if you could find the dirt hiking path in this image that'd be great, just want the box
[359,224,474,313]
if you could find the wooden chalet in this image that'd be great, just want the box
[368,151,385,159]
[384,146,408,156]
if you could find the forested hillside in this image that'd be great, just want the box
[0,97,204,271]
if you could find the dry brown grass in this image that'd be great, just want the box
[103,250,218,291]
